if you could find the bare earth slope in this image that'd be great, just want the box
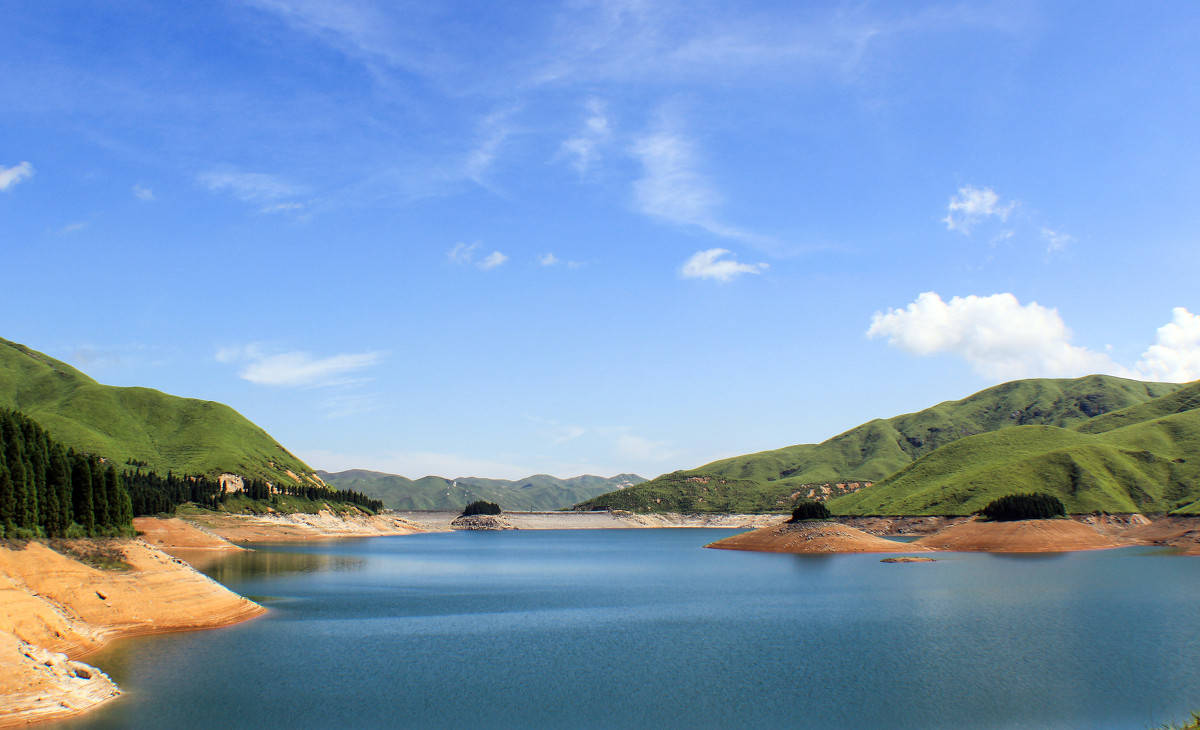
[913,518,1131,552]
[706,520,931,554]
[0,540,264,727]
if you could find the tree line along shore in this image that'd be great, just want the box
[0,408,384,541]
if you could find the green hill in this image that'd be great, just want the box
[829,383,1200,515]
[576,375,1181,513]
[0,337,319,487]
[317,469,645,511]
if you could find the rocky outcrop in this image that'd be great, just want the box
[450,514,516,530]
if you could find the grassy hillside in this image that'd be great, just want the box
[829,383,1200,515]
[0,337,318,487]
[577,375,1180,513]
[317,469,645,511]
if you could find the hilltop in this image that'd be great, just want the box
[830,382,1200,515]
[0,337,320,488]
[576,375,1181,513]
[318,469,645,511]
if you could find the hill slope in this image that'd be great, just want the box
[828,384,1200,515]
[576,375,1180,513]
[0,337,318,487]
[318,469,645,511]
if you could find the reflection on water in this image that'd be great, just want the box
[195,548,366,583]
[61,531,1200,730]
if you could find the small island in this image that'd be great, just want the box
[450,501,515,531]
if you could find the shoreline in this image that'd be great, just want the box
[0,531,265,728]
[5,509,1197,725]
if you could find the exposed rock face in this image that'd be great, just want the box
[0,635,119,727]
[450,514,516,530]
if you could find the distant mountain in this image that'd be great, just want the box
[575,375,1181,513]
[317,469,645,511]
[0,337,321,487]
[829,381,1200,516]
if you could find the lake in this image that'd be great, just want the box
[63,529,1200,729]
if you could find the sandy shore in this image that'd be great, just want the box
[177,510,429,543]
[0,539,264,728]
[706,519,932,554]
[396,510,784,531]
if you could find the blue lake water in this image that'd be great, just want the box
[62,529,1200,729]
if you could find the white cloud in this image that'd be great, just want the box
[942,185,1016,234]
[132,184,155,201]
[1136,307,1200,382]
[631,128,765,244]
[198,169,301,203]
[0,162,34,191]
[867,291,1125,380]
[59,221,88,235]
[538,252,559,266]
[478,251,508,270]
[615,433,677,462]
[448,242,507,270]
[680,248,767,282]
[216,344,381,387]
[560,98,611,174]
[465,108,516,186]
[260,201,304,214]
[447,242,479,264]
[1041,227,1073,253]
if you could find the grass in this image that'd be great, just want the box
[0,337,318,486]
[828,396,1200,516]
[46,539,134,571]
[578,375,1181,513]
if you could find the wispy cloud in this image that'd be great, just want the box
[942,185,1016,234]
[478,250,508,270]
[59,221,88,235]
[0,161,35,191]
[538,252,583,269]
[216,343,382,387]
[615,432,678,463]
[132,184,155,201]
[1041,226,1073,253]
[559,97,611,175]
[465,108,517,187]
[198,169,304,208]
[631,127,765,244]
[448,242,508,270]
[680,248,767,282]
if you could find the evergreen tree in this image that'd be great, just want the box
[71,452,96,535]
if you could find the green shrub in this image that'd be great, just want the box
[979,492,1066,521]
[462,500,501,516]
[788,500,831,522]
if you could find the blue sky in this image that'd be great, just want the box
[3,1,1199,479]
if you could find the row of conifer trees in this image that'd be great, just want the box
[1,408,384,538]
[0,409,133,538]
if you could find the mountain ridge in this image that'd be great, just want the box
[318,469,645,511]
[576,375,1182,513]
[0,337,320,488]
